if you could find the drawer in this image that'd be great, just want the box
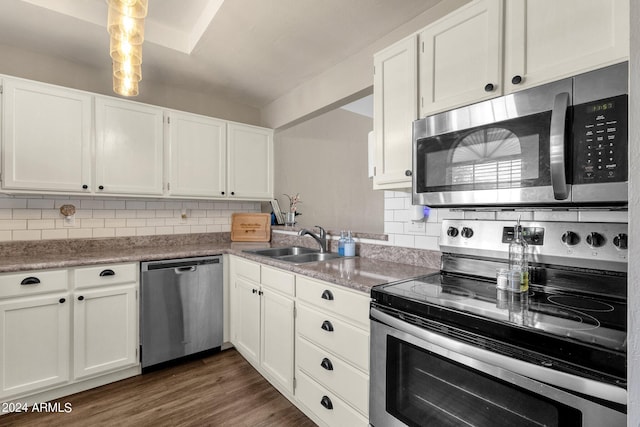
[261,265,295,296]
[73,263,137,289]
[297,336,368,415]
[0,269,68,299]
[295,370,368,427]
[297,303,369,371]
[232,256,260,283]
[296,276,369,328]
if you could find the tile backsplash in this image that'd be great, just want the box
[384,190,629,251]
[0,195,260,241]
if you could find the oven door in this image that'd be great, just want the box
[369,307,626,427]
[412,78,572,208]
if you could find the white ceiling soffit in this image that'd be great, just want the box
[20,0,224,53]
[341,95,373,118]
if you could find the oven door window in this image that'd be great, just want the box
[386,336,580,427]
[415,112,552,194]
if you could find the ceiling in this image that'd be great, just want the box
[0,0,442,109]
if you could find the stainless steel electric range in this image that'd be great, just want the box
[370,219,627,427]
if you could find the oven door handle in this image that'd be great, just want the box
[550,92,570,200]
[370,307,626,406]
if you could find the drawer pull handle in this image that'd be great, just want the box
[320,358,334,371]
[321,320,334,332]
[20,277,41,285]
[59,298,66,304]
[321,290,334,301]
[99,269,115,277]
[320,396,333,410]
[78,296,85,301]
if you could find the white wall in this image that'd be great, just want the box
[384,191,628,251]
[0,195,260,241]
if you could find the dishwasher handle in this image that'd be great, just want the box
[174,266,197,274]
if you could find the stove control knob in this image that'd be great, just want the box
[561,231,579,246]
[613,233,628,250]
[586,232,605,248]
[461,227,474,239]
[446,227,459,238]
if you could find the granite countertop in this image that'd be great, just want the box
[0,240,438,294]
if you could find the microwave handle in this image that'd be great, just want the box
[549,92,570,200]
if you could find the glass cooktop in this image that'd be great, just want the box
[371,272,627,385]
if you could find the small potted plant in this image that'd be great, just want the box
[283,193,301,226]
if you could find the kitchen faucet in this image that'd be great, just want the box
[298,226,327,253]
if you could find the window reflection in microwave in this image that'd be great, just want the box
[425,128,540,188]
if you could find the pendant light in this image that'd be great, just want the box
[107,0,148,97]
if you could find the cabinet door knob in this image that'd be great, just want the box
[98,185,104,190]
[59,298,66,304]
[82,184,88,189]
[252,289,257,294]
[484,83,495,92]
[320,396,333,410]
[321,290,334,301]
[221,191,225,195]
[405,170,412,177]
[231,192,235,195]
[99,269,115,277]
[321,320,334,332]
[320,357,334,371]
[511,75,523,85]
[20,277,41,285]
[78,295,85,301]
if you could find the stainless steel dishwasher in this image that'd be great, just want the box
[140,256,223,369]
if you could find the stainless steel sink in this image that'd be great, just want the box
[244,246,342,264]
[279,252,341,264]
[247,246,317,258]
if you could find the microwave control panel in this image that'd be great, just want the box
[572,94,628,184]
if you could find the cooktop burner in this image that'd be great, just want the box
[547,295,615,313]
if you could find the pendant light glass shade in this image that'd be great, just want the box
[113,60,142,81]
[110,35,142,65]
[108,6,145,44]
[107,0,148,19]
[113,75,139,97]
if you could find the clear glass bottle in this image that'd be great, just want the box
[338,230,346,256]
[508,219,529,292]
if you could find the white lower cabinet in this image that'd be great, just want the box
[230,257,295,395]
[0,263,139,402]
[229,255,370,426]
[72,263,138,380]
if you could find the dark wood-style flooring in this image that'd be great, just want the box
[0,349,315,427]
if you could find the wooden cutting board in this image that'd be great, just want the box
[231,213,271,242]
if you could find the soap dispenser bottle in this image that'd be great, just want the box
[338,231,346,256]
[344,231,356,257]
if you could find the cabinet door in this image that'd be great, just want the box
[227,123,273,199]
[167,111,227,198]
[2,78,92,192]
[232,276,261,366]
[95,97,164,195]
[505,0,629,93]
[73,285,137,380]
[0,294,70,399]
[261,289,294,394]
[419,0,503,116]
[373,35,417,190]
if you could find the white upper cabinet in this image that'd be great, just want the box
[373,35,418,190]
[95,97,164,196]
[227,123,273,200]
[419,0,503,116]
[1,78,92,193]
[167,111,227,198]
[504,0,629,93]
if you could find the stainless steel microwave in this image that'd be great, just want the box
[412,62,628,208]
